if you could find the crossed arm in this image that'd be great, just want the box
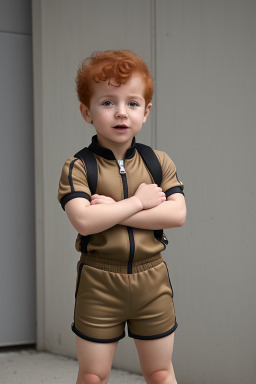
[65,183,186,236]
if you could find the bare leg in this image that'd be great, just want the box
[134,333,178,384]
[75,336,118,384]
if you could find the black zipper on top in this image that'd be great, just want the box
[117,160,135,274]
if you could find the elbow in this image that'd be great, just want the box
[79,227,90,236]
[79,224,95,236]
[176,216,186,228]
[74,219,91,237]
[177,207,187,227]
[176,198,187,227]
[166,195,187,228]
[164,210,186,229]
[77,218,100,236]
[65,200,95,236]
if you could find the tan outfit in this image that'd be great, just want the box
[58,135,184,342]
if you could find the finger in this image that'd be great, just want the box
[90,198,102,205]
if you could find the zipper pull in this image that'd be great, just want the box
[117,160,126,174]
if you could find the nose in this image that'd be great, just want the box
[115,104,128,119]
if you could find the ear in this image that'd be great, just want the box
[143,103,152,123]
[80,103,92,124]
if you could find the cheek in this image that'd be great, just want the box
[138,112,148,124]
[92,111,108,121]
[93,110,112,125]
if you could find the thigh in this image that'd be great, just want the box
[134,333,175,376]
[128,262,177,339]
[74,264,128,342]
[76,335,118,379]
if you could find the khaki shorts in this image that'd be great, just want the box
[72,255,177,343]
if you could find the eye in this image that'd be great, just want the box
[103,100,113,107]
[129,101,139,108]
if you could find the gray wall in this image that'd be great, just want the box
[0,0,36,346]
[32,1,256,383]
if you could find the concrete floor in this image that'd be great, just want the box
[0,348,145,384]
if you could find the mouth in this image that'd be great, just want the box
[113,124,129,130]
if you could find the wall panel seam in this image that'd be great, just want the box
[151,0,157,149]
[32,0,45,350]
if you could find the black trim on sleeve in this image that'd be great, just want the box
[128,322,178,340]
[165,186,184,198]
[60,192,91,210]
[71,323,126,343]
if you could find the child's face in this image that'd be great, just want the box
[80,74,152,153]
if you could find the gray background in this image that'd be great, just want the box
[0,0,36,346]
[1,1,255,383]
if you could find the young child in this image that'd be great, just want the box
[58,50,186,384]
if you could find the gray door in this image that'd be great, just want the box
[0,0,36,346]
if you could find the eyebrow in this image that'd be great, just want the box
[97,95,144,101]
[128,95,144,101]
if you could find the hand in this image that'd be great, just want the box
[134,183,166,210]
[90,194,116,205]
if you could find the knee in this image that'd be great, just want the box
[147,370,168,384]
[146,369,177,384]
[77,372,105,384]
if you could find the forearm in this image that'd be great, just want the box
[120,200,186,230]
[66,196,143,235]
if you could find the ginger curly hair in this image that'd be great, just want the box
[76,50,154,107]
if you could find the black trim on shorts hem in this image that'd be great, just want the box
[128,322,178,340]
[71,323,125,343]
[60,192,91,210]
